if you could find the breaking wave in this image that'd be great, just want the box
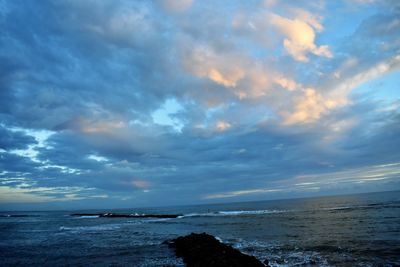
[59,224,122,232]
[179,209,291,218]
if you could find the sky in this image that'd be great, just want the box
[0,0,399,210]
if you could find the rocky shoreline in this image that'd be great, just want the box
[163,232,270,267]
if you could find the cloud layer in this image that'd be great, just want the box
[0,0,399,209]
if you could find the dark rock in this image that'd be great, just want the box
[263,259,271,267]
[164,232,266,267]
[70,213,182,218]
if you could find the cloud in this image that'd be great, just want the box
[269,13,332,61]
[0,186,57,203]
[75,118,126,134]
[0,184,107,203]
[182,44,245,88]
[215,121,231,132]
[0,0,399,208]
[204,188,283,199]
[204,162,400,200]
[0,125,38,151]
[275,77,298,91]
[283,88,339,124]
[328,55,400,102]
[349,0,376,4]
[129,179,151,190]
[159,0,194,13]
[282,54,400,125]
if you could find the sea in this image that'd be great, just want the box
[1,191,399,267]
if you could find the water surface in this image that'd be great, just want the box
[1,191,399,266]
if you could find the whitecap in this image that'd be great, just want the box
[180,209,290,218]
[59,223,121,232]
[74,215,100,219]
[217,209,288,215]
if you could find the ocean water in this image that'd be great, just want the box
[1,191,399,267]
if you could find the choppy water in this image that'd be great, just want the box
[1,191,399,267]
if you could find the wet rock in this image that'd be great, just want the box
[263,259,271,267]
[164,232,266,267]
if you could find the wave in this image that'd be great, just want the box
[230,239,332,267]
[180,202,399,218]
[59,224,122,232]
[145,217,175,222]
[218,209,289,215]
[60,217,174,233]
[127,218,174,224]
[66,202,399,222]
[69,209,290,221]
[322,203,400,212]
[179,209,290,218]
[70,212,180,219]
[0,214,40,218]
[73,215,100,219]
[322,206,355,211]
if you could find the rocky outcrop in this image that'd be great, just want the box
[163,232,268,267]
[70,213,182,218]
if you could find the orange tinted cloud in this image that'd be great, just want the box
[270,13,332,62]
